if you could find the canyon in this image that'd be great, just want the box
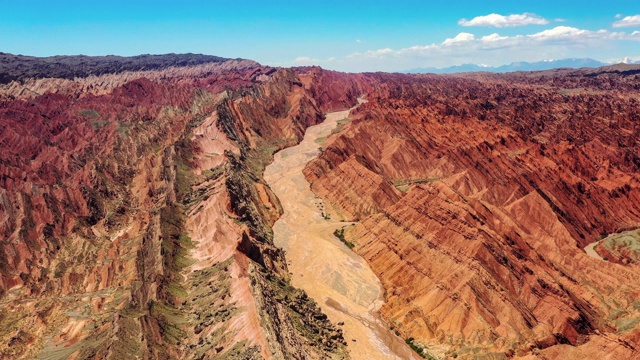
[304,69,640,359]
[0,54,639,359]
[265,101,421,360]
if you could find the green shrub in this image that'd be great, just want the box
[333,228,355,249]
[405,337,435,359]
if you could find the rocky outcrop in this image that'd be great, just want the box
[0,58,262,100]
[305,71,640,358]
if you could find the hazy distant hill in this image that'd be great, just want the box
[406,58,613,74]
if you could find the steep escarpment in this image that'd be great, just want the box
[0,56,361,359]
[305,71,640,358]
[199,67,364,359]
[0,73,215,359]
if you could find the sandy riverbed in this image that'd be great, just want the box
[264,101,419,360]
[584,241,605,261]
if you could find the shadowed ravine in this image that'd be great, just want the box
[264,99,420,360]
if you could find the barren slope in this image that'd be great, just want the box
[3,54,640,360]
[0,56,364,359]
[305,71,640,359]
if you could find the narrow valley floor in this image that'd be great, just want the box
[264,102,420,360]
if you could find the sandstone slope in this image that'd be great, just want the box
[305,70,640,359]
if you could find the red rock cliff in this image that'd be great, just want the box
[0,58,362,359]
[305,69,640,359]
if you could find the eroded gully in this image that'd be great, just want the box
[264,99,420,360]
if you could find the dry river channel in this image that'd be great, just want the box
[264,100,420,360]
[584,241,605,261]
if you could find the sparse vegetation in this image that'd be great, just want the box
[245,139,292,176]
[558,88,587,96]
[405,337,435,359]
[116,121,132,136]
[90,119,108,129]
[600,229,640,264]
[333,227,355,249]
[392,178,440,192]
[615,317,640,333]
[255,269,348,355]
[80,109,100,119]
[329,117,351,136]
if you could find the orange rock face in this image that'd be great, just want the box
[305,69,640,358]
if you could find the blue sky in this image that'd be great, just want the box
[1,1,640,72]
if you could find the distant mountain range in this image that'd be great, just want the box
[406,58,639,74]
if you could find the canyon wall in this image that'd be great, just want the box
[305,69,640,358]
[0,58,361,359]
[3,53,640,360]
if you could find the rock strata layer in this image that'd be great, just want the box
[0,56,362,359]
[305,69,640,359]
[2,53,640,359]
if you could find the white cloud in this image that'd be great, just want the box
[459,13,549,28]
[442,32,475,45]
[289,26,640,72]
[613,15,640,28]
[481,33,510,42]
[528,26,617,42]
[356,39,362,43]
[362,48,395,56]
